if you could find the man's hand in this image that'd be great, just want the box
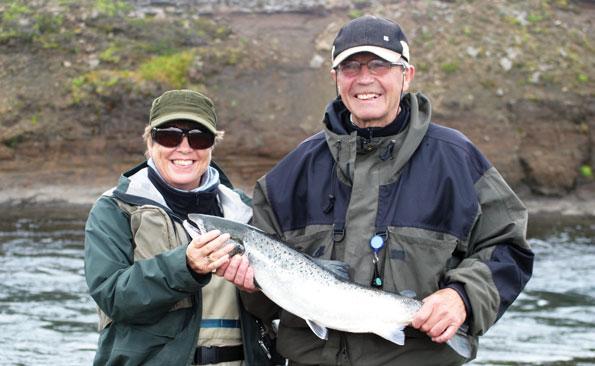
[216,254,258,293]
[411,288,466,343]
[186,230,235,274]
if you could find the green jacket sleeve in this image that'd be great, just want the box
[84,196,210,325]
[443,167,533,336]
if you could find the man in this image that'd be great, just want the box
[241,15,534,365]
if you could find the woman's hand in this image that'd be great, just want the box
[186,230,235,274]
[216,255,258,293]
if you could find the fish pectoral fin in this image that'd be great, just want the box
[398,289,417,298]
[376,326,406,345]
[311,258,351,281]
[446,331,473,359]
[306,319,328,340]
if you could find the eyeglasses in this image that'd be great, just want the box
[151,127,215,149]
[336,59,408,77]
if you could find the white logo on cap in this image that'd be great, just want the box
[384,36,389,42]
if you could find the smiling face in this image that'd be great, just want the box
[147,120,212,190]
[331,52,415,128]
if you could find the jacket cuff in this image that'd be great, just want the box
[186,261,212,285]
[446,282,473,324]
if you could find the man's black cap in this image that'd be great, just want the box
[331,15,410,67]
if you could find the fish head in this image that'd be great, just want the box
[187,214,266,254]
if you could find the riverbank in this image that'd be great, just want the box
[2,166,594,218]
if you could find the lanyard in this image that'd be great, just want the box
[369,230,387,289]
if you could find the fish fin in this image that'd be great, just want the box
[399,289,417,298]
[311,258,351,281]
[253,278,262,291]
[446,330,473,359]
[376,326,406,345]
[305,319,328,340]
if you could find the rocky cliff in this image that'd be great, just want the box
[0,0,593,199]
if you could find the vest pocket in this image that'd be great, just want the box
[130,206,187,260]
[383,227,459,299]
[131,309,187,339]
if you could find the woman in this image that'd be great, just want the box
[84,90,269,365]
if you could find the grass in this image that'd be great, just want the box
[139,51,195,88]
[94,0,132,17]
[441,62,460,74]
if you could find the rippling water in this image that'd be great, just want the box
[0,207,593,365]
[0,207,97,365]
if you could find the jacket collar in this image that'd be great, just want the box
[323,92,431,184]
[103,161,251,224]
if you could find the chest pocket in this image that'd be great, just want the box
[123,202,194,312]
[382,227,461,298]
[128,206,185,260]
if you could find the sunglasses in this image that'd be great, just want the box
[151,127,215,149]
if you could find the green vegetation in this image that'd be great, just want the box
[70,69,134,104]
[1,0,592,168]
[577,73,589,83]
[0,1,72,47]
[2,1,31,22]
[441,62,460,75]
[99,45,122,63]
[348,10,364,19]
[580,165,593,178]
[0,1,32,43]
[139,51,195,88]
[553,0,569,8]
[526,12,545,24]
[94,0,132,17]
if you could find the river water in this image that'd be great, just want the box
[0,206,593,365]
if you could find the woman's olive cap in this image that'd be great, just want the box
[149,89,217,133]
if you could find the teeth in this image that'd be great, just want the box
[173,160,193,166]
[356,93,379,100]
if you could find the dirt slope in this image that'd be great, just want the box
[0,0,593,205]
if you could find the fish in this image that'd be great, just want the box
[184,214,472,359]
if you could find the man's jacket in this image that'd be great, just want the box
[244,93,534,365]
[85,162,269,366]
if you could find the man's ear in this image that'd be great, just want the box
[402,65,416,91]
[330,68,337,82]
